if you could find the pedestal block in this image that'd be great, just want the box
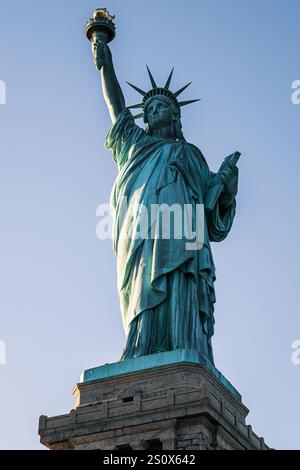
[39,350,269,450]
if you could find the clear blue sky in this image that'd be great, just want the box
[0,0,299,449]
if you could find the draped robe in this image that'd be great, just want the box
[106,109,236,364]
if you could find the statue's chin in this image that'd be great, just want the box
[150,121,168,130]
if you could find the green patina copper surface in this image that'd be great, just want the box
[80,349,241,402]
[88,10,239,367]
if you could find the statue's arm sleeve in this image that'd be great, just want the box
[105,108,144,169]
[205,171,237,242]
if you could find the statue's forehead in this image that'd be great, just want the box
[145,96,173,110]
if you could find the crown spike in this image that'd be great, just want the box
[174,82,192,98]
[133,112,144,119]
[164,67,174,90]
[127,103,143,109]
[146,65,157,89]
[178,99,201,107]
[126,82,147,96]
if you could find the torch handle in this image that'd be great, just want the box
[92,30,109,44]
[86,9,116,71]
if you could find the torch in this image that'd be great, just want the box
[85,8,116,71]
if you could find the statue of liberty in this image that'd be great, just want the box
[91,35,239,366]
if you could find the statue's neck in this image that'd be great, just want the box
[151,125,175,139]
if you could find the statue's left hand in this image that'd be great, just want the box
[218,163,239,207]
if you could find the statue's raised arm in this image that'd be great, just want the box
[92,40,125,124]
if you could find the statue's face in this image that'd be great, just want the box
[146,98,174,130]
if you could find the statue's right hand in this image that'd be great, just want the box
[92,40,112,71]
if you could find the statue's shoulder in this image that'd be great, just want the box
[185,142,209,168]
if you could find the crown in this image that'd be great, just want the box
[127,66,200,119]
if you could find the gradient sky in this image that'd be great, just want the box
[0,0,299,450]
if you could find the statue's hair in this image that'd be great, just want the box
[143,97,186,141]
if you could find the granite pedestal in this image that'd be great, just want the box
[39,350,269,450]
